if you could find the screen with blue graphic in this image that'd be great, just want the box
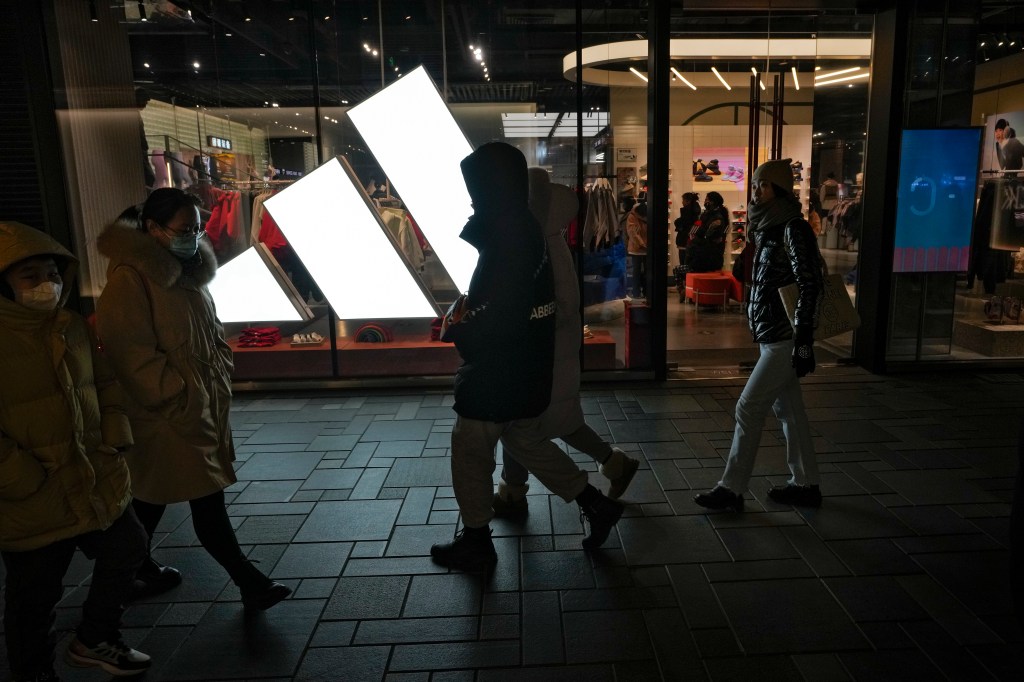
[893,128,983,272]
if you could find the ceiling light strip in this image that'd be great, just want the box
[670,67,697,90]
[814,72,870,86]
[629,67,649,83]
[791,66,800,90]
[814,66,861,80]
[711,66,732,90]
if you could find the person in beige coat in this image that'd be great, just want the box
[96,188,289,611]
[0,221,150,680]
[495,170,640,516]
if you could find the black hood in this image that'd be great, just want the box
[460,142,529,215]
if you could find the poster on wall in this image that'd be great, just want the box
[693,147,747,188]
[981,111,1024,250]
[893,128,983,273]
[982,110,1024,172]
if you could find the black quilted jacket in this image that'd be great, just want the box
[747,217,823,344]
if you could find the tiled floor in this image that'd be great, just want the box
[3,369,1023,681]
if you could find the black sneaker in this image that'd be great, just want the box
[767,484,822,508]
[430,527,498,572]
[128,557,182,601]
[66,637,151,676]
[579,492,623,549]
[241,581,292,611]
[694,486,744,511]
[492,492,529,519]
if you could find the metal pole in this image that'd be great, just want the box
[776,71,785,158]
[378,0,385,88]
[441,0,448,101]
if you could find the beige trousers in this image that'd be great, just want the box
[451,416,588,528]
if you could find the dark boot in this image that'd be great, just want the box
[430,526,498,572]
[767,484,822,508]
[576,484,623,548]
[230,560,292,611]
[694,486,744,511]
[127,557,182,602]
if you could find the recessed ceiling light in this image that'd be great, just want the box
[143,62,150,68]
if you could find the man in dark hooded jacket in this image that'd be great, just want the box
[431,143,622,571]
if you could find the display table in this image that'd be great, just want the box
[684,272,743,307]
[336,339,461,376]
[583,329,617,370]
[952,319,1024,357]
[229,340,333,379]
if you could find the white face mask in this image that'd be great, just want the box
[15,281,62,311]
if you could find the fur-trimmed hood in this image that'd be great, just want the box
[96,223,217,288]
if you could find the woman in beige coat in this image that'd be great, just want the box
[96,188,289,611]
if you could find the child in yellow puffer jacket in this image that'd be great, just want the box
[0,221,151,681]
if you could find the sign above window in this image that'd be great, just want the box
[207,135,232,150]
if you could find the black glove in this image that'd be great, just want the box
[792,326,816,377]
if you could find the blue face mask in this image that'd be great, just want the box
[168,232,199,259]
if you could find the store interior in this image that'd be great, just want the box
[56,1,1024,380]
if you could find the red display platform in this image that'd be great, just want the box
[229,330,618,379]
[684,272,743,306]
[583,329,617,370]
[229,340,333,379]
[336,339,461,377]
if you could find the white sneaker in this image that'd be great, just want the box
[66,637,151,676]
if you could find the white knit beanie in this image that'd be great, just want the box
[751,159,794,193]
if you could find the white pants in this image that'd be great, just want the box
[452,416,588,528]
[720,340,819,492]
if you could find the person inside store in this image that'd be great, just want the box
[685,190,728,273]
[694,159,824,512]
[674,192,701,266]
[626,197,649,299]
[95,189,291,611]
[0,221,151,680]
[493,168,640,518]
[430,143,624,572]
[994,118,1024,171]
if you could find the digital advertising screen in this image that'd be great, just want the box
[893,128,983,273]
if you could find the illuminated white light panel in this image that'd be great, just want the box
[264,157,438,319]
[348,66,478,293]
[208,245,310,323]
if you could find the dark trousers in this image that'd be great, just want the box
[630,254,647,298]
[2,507,147,680]
[132,490,253,587]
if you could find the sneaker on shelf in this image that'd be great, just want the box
[722,165,737,181]
[431,527,498,571]
[578,492,624,548]
[729,169,745,184]
[66,637,151,677]
[705,159,722,175]
[767,484,822,508]
[693,486,744,511]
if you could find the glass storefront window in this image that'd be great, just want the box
[663,10,872,370]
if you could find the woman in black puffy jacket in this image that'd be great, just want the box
[695,160,824,511]
[684,191,728,273]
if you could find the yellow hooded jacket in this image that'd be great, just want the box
[0,221,133,552]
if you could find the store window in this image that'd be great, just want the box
[55,1,651,381]
[888,3,1024,362]
[661,9,872,370]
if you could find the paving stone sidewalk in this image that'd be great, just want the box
[3,370,1022,680]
